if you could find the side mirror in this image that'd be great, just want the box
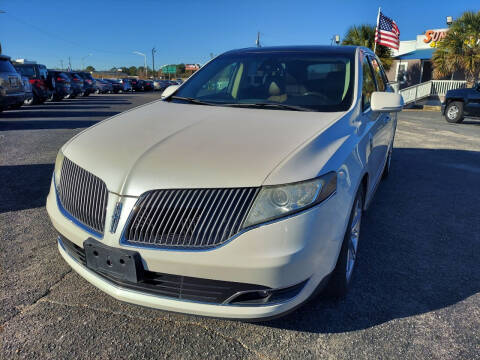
[161,85,179,99]
[371,91,404,113]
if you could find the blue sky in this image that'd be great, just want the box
[0,0,478,70]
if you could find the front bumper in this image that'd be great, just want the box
[0,92,24,108]
[47,177,348,319]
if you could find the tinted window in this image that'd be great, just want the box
[38,65,48,79]
[370,57,386,91]
[174,51,355,112]
[14,65,35,77]
[0,59,16,72]
[361,57,376,110]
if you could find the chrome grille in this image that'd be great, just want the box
[58,157,108,235]
[124,187,259,249]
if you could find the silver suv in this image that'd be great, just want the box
[0,55,25,112]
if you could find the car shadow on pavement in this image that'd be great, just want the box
[21,105,112,110]
[263,147,480,333]
[461,119,480,126]
[0,111,120,119]
[0,120,100,130]
[0,164,54,214]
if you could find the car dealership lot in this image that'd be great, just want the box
[1,95,479,359]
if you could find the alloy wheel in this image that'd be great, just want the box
[447,105,459,120]
[346,197,362,281]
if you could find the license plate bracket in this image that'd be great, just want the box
[84,238,144,283]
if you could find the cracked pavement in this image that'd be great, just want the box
[1,95,479,359]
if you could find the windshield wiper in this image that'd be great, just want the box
[170,96,217,106]
[222,102,312,112]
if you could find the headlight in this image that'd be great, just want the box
[242,172,337,228]
[53,149,65,190]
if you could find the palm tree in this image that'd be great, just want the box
[433,10,480,85]
[341,24,393,70]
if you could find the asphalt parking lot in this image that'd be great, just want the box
[1,94,479,359]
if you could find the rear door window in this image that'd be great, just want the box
[38,65,48,79]
[0,59,16,72]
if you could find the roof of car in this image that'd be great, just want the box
[0,54,11,61]
[223,45,369,56]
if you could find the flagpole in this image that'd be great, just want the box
[373,7,381,54]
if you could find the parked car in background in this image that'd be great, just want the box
[95,79,113,94]
[442,82,480,123]
[143,80,154,91]
[130,78,144,91]
[77,72,96,96]
[65,72,85,98]
[104,79,123,93]
[47,46,403,320]
[0,55,25,111]
[154,79,170,91]
[47,70,72,101]
[13,61,49,104]
[22,76,33,105]
[119,78,132,92]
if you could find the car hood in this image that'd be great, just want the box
[63,101,344,196]
[446,88,471,97]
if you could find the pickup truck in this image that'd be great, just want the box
[442,83,480,123]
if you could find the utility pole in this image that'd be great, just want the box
[60,60,64,70]
[0,10,6,54]
[256,32,261,47]
[152,47,156,79]
[68,57,72,71]
[133,51,147,78]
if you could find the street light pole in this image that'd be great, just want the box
[152,47,156,79]
[0,11,5,54]
[133,51,147,78]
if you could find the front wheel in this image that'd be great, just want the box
[327,186,364,298]
[445,101,464,123]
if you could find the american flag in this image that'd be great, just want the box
[375,12,400,50]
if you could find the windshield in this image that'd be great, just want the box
[173,51,355,112]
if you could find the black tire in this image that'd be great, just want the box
[32,93,42,105]
[10,103,23,110]
[24,97,34,105]
[95,89,101,94]
[445,101,464,123]
[327,186,364,298]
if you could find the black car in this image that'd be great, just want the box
[130,78,144,91]
[76,72,96,96]
[65,72,85,98]
[143,79,154,91]
[442,83,480,123]
[13,62,49,104]
[95,79,113,94]
[104,79,123,93]
[47,70,72,101]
